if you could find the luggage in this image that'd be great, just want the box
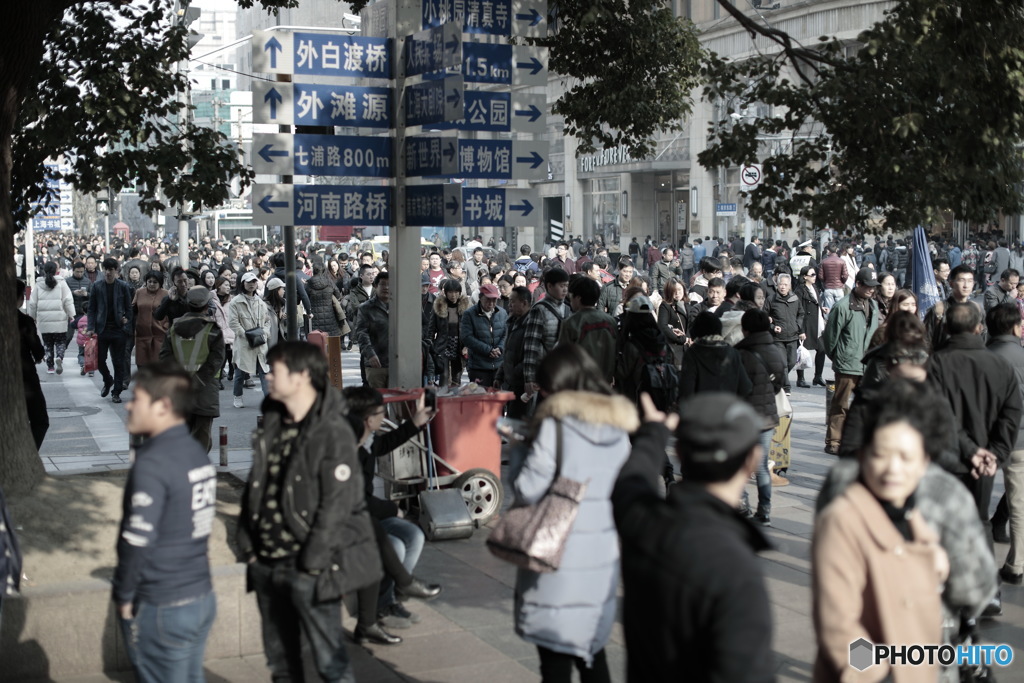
[418,488,475,541]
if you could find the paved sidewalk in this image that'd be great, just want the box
[29,361,1024,682]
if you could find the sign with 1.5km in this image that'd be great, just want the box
[254,184,392,226]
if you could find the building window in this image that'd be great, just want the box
[583,177,621,246]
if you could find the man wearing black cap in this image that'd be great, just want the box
[159,286,225,453]
[612,392,773,682]
[822,267,880,454]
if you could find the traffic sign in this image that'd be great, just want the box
[403,22,461,77]
[252,30,392,79]
[405,185,461,226]
[405,138,547,180]
[420,0,547,38]
[716,203,737,217]
[404,75,464,126]
[434,91,545,134]
[253,133,393,178]
[462,43,547,87]
[253,184,392,226]
[741,164,763,188]
[252,81,392,128]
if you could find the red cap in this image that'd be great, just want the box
[479,283,500,299]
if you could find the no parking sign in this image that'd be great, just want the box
[741,164,763,189]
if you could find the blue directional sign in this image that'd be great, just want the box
[406,137,547,180]
[404,75,463,127]
[404,23,461,77]
[253,184,392,227]
[404,186,537,227]
[434,91,545,134]
[421,0,547,38]
[462,43,547,87]
[253,134,393,178]
[252,30,392,79]
[253,81,392,128]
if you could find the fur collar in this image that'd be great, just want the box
[433,293,471,317]
[533,391,640,433]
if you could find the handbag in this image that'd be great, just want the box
[83,336,98,373]
[486,421,587,573]
[775,386,793,418]
[244,326,266,348]
[331,295,352,337]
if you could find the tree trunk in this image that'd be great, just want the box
[0,2,72,495]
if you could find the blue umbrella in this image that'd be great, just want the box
[911,226,940,317]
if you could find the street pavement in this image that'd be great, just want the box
[31,348,1024,682]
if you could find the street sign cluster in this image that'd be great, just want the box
[32,162,73,231]
[250,1,548,229]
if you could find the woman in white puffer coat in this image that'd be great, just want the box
[28,261,75,374]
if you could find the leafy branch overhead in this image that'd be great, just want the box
[699,0,1024,231]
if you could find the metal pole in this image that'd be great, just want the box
[278,71,298,341]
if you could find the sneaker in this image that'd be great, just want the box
[233,396,244,409]
[244,378,256,389]
[88,371,94,377]
[80,366,86,376]
[754,513,772,527]
[55,359,63,375]
[47,367,55,374]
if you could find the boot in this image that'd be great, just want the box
[796,371,810,389]
[813,375,826,386]
[992,494,1010,543]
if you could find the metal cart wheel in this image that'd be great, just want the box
[452,468,503,526]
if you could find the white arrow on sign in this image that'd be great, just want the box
[59,204,73,217]
[60,217,74,230]
[252,184,294,226]
[252,81,294,126]
[505,189,539,228]
[511,140,548,181]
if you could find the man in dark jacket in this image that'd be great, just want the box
[461,283,508,387]
[650,247,681,292]
[742,236,761,271]
[114,364,217,683]
[598,257,635,314]
[87,258,134,403]
[928,302,1021,616]
[767,273,805,393]
[984,268,1019,313]
[152,267,190,326]
[734,310,786,525]
[613,392,773,682]
[236,341,382,681]
[65,261,91,371]
[496,286,532,419]
[522,268,569,398]
[680,312,752,399]
[158,286,225,454]
[354,271,391,388]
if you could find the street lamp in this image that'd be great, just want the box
[621,190,629,218]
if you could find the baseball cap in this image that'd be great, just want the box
[421,271,432,285]
[626,294,654,313]
[855,267,879,287]
[266,277,285,292]
[185,285,213,309]
[676,393,762,464]
[479,283,500,299]
[240,271,258,283]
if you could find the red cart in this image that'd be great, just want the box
[376,388,512,526]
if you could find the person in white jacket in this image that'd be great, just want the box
[28,262,75,374]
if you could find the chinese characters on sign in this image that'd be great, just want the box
[253,134,393,178]
[253,184,393,227]
[253,31,392,79]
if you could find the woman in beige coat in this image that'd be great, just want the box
[813,379,950,683]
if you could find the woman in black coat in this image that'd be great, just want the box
[795,265,826,386]
[657,278,689,366]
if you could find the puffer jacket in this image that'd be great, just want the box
[768,290,804,342]
[734,331,785,430]
[650,260,681,293]
[158,312,225,417]
[28,276,75,334]
[305,273,345,336]
[497,313,528,394]
[679,336,753,399]
[428,294,471,360]
[237,387,382,595]
[354,296,389,367]
[460,302,508,372]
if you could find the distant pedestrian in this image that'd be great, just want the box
[227,271,270,408]
[461,283,508,387]
[114,364,218,683]
[28,261,75,375]
[87,258,134,404]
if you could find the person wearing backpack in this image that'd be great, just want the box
[522,268,570,402]
[559,276,618,386]
[159,286,225,453]
[615,295,678,413]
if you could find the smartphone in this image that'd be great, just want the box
[424,387,437,411]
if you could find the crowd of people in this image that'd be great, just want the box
[7,225,1024,682]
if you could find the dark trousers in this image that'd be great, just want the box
[26,389,48,450]
[124,333,136,382]
[187,414,214,454]
[97,329,128,394]
[775,339,798,391]
[467,367,498,388]
[250,559,354,683]
[537,646,611,683]
[959,472,996,553]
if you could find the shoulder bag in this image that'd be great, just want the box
[486,420,587,573]
[244,327,266,348]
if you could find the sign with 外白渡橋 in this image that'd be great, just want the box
[253,184,392,226]
[405,137,547,180]
[252,81,392,128]
[252,30,392,79]
[404,185,538,227]
[253,134,393,178]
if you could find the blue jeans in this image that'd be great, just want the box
[742,429,774,516]
[120,590,216,683]
[249,559,354,683]
[378,516,425,610]
[233,363,267,398]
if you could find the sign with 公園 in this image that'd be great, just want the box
[252,30,392,79]
[252,81,392,128]
[404,75,464,127]
[434,91,545,134]
[405,138,546,180]
[462,43,547,87]
[421,0,547,38]
[403,23,461,77]
[253,184,392,226]
[253,134,393,178]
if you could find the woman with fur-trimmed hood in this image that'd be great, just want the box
[508,343,639,680]
[427,279,471,387]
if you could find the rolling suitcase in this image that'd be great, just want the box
[418,429,474,541]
